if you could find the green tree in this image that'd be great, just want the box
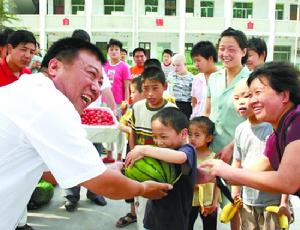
[0,0,18,30]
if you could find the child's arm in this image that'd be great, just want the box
[118,123,132,134]
[124,79,130,102]
[231,159,242,199]
[125,145,187,167]
[191,96,197,107]
[203,185,220,216]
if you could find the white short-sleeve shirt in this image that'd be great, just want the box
[0,73,106,229]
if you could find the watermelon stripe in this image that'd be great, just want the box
[157,160,168,182]
[143,158,165,182]
[134,163,159,182]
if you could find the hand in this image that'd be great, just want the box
[125,145,146,167]
[202,203,218,216]
[278,205,292,223]
[200,159,232,180]
[215,143,234,163]
[196,167,216,184]
[141,180,173,200]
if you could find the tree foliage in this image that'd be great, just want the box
[0,0,18,30]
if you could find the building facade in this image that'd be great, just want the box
[5,0,300,66]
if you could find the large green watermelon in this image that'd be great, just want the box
[125,157,178,184]
[27,180,54,210]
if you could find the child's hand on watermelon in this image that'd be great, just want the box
[141,181,173,200]
[125,145,147,167]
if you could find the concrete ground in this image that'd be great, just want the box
[27,187,300,230]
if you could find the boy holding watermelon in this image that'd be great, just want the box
[125,107,197,230]
[117,66,176,228]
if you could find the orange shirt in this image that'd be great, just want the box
[130,65,144,79]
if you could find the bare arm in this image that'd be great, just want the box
[125,145,187,167]
[191,97,197,107]
[102,88,117,115]
[231,159,241,199]
[202,97,211,117]
[124,79,131,102]
[81,168,172,200]
[201,140,300,194]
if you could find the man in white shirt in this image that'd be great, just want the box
[0,37,171,230]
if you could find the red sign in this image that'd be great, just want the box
[247,21,254,29]
[63,18,70,26]
[156,18,164,26]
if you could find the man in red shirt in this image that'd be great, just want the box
[0,30,36,87]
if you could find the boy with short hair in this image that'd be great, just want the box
[190,41,218,118]
[125,107,197,230]
[117,66,176,228]
[246,37,267,71]
[232,79,290,230]
[161,48,174,78]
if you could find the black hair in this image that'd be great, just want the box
[71,29,91,42]
[190,41,218,63]
[189,116,215,136]
[247,61,300,105]
[151,107,189,134]
[121,48,127,54]
[131,76,143,93]
[7,30,37,48]
[107,38,123,50]
[219,27,248,65]
[141,66,166,85]
[41,37,106,68]
[144,58,162,70]
[0,27,14,47]
[133,47,146,57]
[247,37,267,62]
[162,49,173,57]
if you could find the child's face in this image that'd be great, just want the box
[246,49,265,71]
[172,59,186,75]
[218,36,246,69]
[162,53,172,65]
[130,83,144,104]
[120,51,127,61]
[233,82,253,118]
[108,45,121,60]
[142,79,165,108]
[152,119,187,149]
[193,55,210,73]
[188,124,212,149]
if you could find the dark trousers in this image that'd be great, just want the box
[176,101,192,119]
[188,206,218,230]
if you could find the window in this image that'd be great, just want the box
[290,4,300,20]
[139,42,151,59]
[145,0,158,13]
[72,0,84,15]
[165,0,176,16]
[200,1,214,17]
[186,0,194,13]
[275,4,284,20]
[185,43,193,65]
[53,0,64,14]
[233,2,253,19]
[104,0,125,15]
[273,46,291,62]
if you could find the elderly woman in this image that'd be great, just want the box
[200,61,300,196]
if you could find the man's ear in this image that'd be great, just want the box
[47,58,60,78]
[281,91,290,104]
[6,44,13,55]
[163,81,168,91]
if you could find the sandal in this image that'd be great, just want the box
[116,213,137,228]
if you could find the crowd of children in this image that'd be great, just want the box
[1,25,297,230]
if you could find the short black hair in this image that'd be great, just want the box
[141,66,166,85]
[131,76,143,93]
[71,29,90,42]
[152,107,189,134]
[133,47,146,57]
[121,48,127,54]
[247,37,267,61]
[189,116,215,136]
[144,58,162,70]
[7,30,37,48]
[247,61,300,105]
[0,27,14,47]
[219,27,248,65]
[190,41,218,63]
[41,37,106,68]
[162,49,173,57]
[107,38,123,50]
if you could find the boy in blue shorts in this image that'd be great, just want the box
[126,107,197,230]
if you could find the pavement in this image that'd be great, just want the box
[27,187,300,230]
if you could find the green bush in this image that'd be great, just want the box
[187,65,199,75]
